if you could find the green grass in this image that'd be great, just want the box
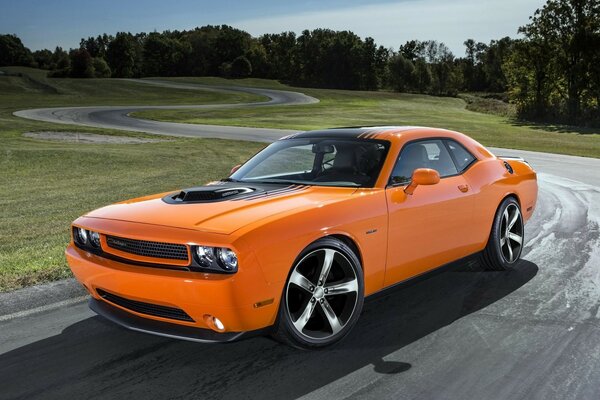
[134,77,600,158]
[0,67,265,108]
[0,68,264,291]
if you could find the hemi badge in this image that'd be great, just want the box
[366,229,378,235]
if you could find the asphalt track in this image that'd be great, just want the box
[3,81,600,400]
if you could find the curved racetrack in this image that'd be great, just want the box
[3,81,600,400]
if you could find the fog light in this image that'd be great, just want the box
[203,314,225,332]
[214,317,225,331]
[217,248,238,271]
[75,227,88,245]
[89,231,100,248]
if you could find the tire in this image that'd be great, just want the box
[480,197,525,271]
[272,237,364,349]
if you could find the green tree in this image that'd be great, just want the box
[388,53,415,92]
[0,34,34,66]
[519,0,600,123]
[260,32,297,80]
[230,55,252,78]
[80,34,112,59]
[92,57,111,78]
[413,58,432,93]
[107,32,141,78]
[33,49,53,69]
[504,38,557,119]
[245,42,268,77]
[69,48,94,78]
[424,41,458,95]
[142,32,190,76]
[360,37,379,90]
[481,37,514,92]
[462,39,488,91]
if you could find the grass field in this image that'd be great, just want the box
[135,77,600,158]
[0,68,264,291]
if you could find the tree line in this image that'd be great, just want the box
[1,0,598,126]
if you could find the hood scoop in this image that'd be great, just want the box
[164,186,257,204]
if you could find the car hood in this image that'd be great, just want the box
[84,182,357,234]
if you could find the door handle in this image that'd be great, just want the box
[458,184,469,193]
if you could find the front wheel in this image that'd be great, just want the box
[480,197,525,270]
[273,237,364,349]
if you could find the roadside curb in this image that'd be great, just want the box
[0,278,87,321]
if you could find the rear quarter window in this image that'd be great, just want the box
[446,140,476,172]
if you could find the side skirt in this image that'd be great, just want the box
[365,252,481,303]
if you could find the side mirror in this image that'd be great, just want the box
[230,164,242,174]
[404,168,440,195]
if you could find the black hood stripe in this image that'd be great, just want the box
[234,184,295,201]
[237,184,309,201]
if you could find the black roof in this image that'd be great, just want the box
[288,128,370,139]
[282,126,424,140]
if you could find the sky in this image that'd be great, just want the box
[1,0,546,56]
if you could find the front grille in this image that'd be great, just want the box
[106,235,188,261]
[97,288,194,322]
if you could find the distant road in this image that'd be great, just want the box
[5,81,600,399]
[14,79,317,142]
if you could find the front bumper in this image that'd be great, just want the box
[89,298,266,343]
[66,244,281,334]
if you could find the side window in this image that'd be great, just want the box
[391,140,458,184]
[446,140,476,172]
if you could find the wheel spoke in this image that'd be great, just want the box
[508,232,522,244]
[508,208,519,230]
[325,279,358,295]
[293,299,317,332]
[289,269,313,292]
[500,235,507,246]
[506,240,514,262]
[318,249,335,284]
[320,298,343,334]
[503,208,509,227]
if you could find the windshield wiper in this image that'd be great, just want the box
[220,178,239,182]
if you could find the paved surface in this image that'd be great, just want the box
[13,79,312,142]
[3,82,600,400]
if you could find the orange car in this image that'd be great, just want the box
[67,126,537,348]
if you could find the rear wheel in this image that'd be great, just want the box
[273,237,364,349]
[480,197,524,270]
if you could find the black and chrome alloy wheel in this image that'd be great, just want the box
[274,237,364,348]
[499,203,524,263]
[480,197,525,271]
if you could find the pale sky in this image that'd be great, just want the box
[1,0,546,55]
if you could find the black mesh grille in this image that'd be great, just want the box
[97,289,194,322]
[105,235,189,261]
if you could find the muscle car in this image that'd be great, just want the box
[67,126,537,348]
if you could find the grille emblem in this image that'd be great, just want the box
[109,239,127,247]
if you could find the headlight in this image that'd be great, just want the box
[75,227,88,245]
[195,246,215,267]
[192,245,238,273]
[89,231,101,248]
[217,248,238,271]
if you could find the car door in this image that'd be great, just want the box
[384,139,476,287]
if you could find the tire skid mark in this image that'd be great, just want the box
[518,174,600,323]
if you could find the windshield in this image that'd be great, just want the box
[230,138,390,187]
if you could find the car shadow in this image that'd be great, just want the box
[0,259,538,400]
